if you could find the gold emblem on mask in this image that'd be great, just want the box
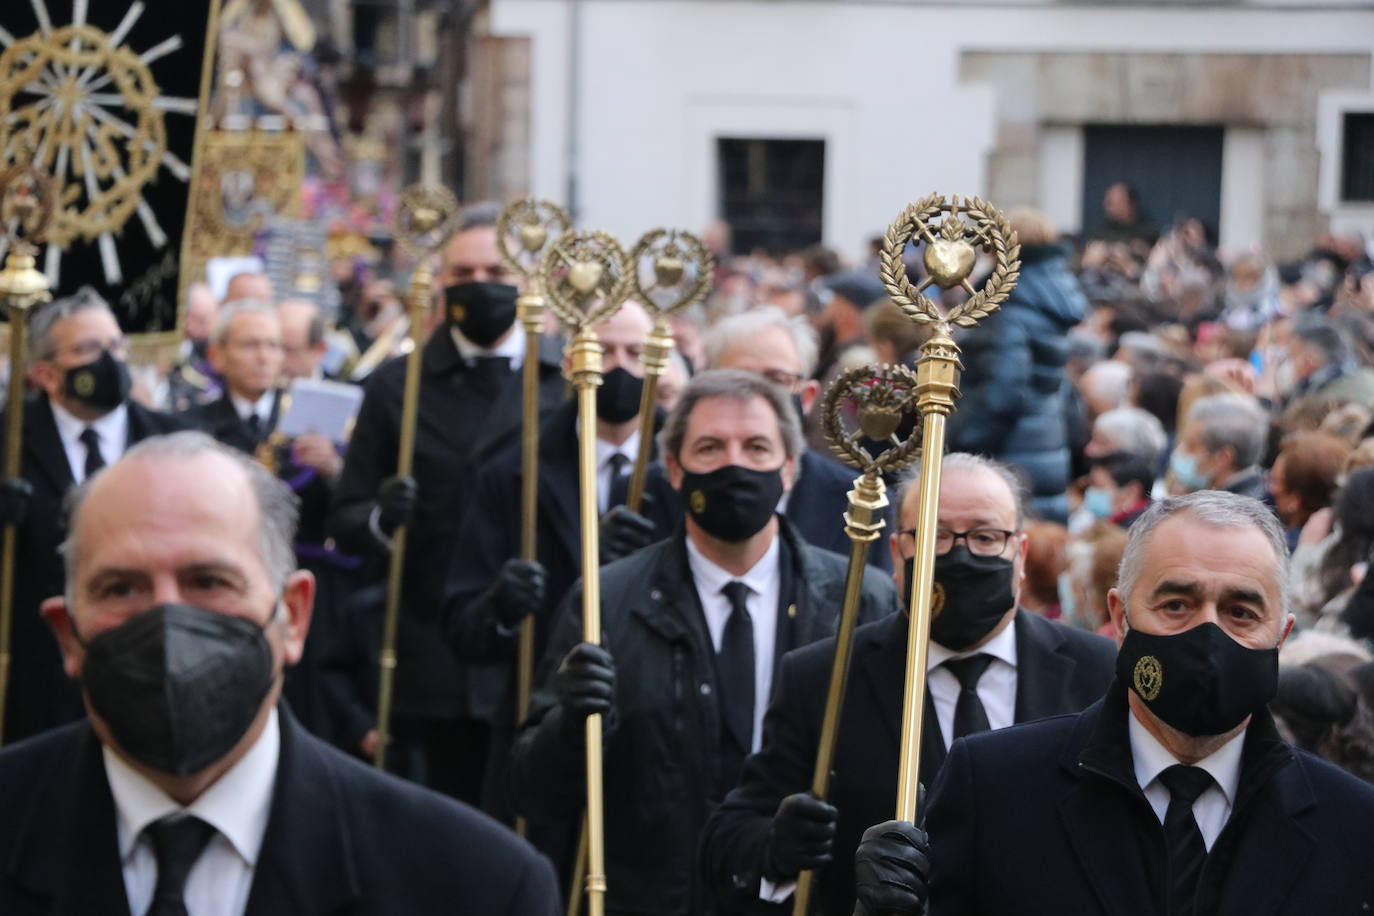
[449,305,466,323]
[690,489,705,514]
[73,370,96,398]
[1133,655,1163,701]
[931,582,945,619]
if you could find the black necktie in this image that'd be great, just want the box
[245,413,263,440]
[468,355,512,397]
[144,815,217,916]
[79,427,105,479]
[607,453,631,510]
[1159,764,1213,916]
[944,653,994,739]
[718,580,756,754]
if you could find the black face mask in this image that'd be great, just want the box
[682,464,784,542]
[1117,620,1278,737]
[444,281,518,347]
[64,349,131,411]
[79,603,277,776]
[908,545,1016,651]
[597,366,645,423]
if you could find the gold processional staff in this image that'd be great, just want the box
[791,364,923,915]
[494,199,571,835]
[540,228,633,916]
[0,163,54,748]
[879,194,1020,821]
[622,229,713,512]
[373,185,462,770]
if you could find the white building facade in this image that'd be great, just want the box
[479,0,1374,261]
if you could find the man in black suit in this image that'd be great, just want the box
[698,453,1116,914]
[702,305,892,572]
[0,288,183,744]
[511,369,898,915]
[182,300,286,453]
[863,490,1374,915]
[0,431,558,915]
[329,201,568,802]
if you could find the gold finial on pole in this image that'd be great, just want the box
[540,228,631,916]
[879,195,1019,822]
[372,184,460,770]
[496,197,570,838]
[790,363,923,915]
[0,162,54,747]
[623,229,713,513]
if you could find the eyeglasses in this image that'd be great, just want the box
[901,527,1018,557]
[757,368,805,391]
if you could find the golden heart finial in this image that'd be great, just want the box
[394,185,460,257]
[819,363,925,475]
[627,229,714,318]
[497,198,572,282]
[540,228,630,331]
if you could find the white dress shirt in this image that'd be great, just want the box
[685,534,782,751]
[595,431,640,514]
[229,391,276,427]
[1129,711,1244,851]
[105,709,280,916]
[451,324,526,370]
[49,400,129,483]
[926,618,1019,748]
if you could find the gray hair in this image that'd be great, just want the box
[702,305,820,378]
[1117,490,1290,619]
[28,287,117,363]
[62,431,300,596]
[657,368,805,463]
[212,299,281,346]
[1080,360,1132,410]
[457,201,500,231]
[895,452,1029,530]
[1291,316,1349,368]
[1095,407,1168,466]
[1185,393,1267,470]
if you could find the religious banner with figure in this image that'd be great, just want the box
[0,0,222,340]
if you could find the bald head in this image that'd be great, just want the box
[224,272,273,305]
[277,299,326,380]
[185,283,218,345]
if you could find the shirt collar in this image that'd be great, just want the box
[450,326,525,369]
[49,398,129,449]
[685,530,781,601]
[104,707,281,868]
[927,611,1019,671]
[230,390,276,424]
[595,429,641,471]
[1128,709,1246,806]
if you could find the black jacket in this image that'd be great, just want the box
[946,244,1087,523]
[180,390,282,455]
[0,707,559,914]
[328,329,568,719]
[510,519,898,915]
[926,681,1374,915]
[0,394,184,744]
[699,610,1116,915]
[444,398,680,724]
[785,449,893,573]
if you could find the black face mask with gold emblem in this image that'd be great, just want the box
[910,545,1015,652]
[444,281,518,347]
[1117,620,1278,737]
[681,464,783,543]
[63,349,131,411]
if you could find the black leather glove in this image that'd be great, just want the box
[0,477,33,527]
[377,475,417,533]
[555,642,616,740]
[491,558,546,628]
[599,504,656,564]
[853,820,931,916]
[764,793,839,880]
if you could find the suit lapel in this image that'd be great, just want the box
[1057,782,1157,915]
[245,710,360,915]
[1213,791,1314,916]
[1012,610,1079,723]
[23,396,76,494]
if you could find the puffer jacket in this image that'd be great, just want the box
[947,243,1087,522]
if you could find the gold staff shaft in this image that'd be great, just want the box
[372,260,432,769]
[568,815,589,916]
[894,330,961,820]
[791,473,887,916]
[570,328,609,913]
[624,315,673,513]
[514,291,545,838]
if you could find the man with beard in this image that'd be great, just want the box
[328,202,567,802]
[855,490,1374,915]
[0,433,558,913]
[0,288,184,744]
[510,370,898,915]
[698,453,1115,914]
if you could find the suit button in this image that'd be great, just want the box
[651,589,662,600]
[700,683,712,696]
